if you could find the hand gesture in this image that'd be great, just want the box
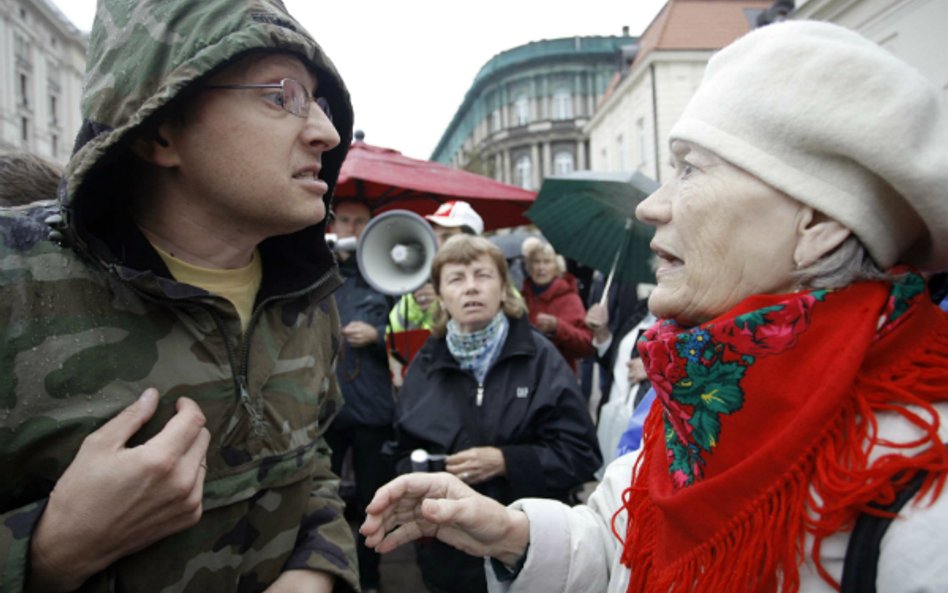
[341,320,379,347]
[360,473,529,565]
[445,446,506,485]
[534,313,558,336]
[413,283,437,311]
[29,388,211,592]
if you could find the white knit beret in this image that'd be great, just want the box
[669,20,948,271]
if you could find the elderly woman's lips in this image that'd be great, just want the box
[651,246,683,276]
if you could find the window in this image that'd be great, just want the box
[491,110,501,132]
[636,118,648,169]
[52,134,59,157]
[515,95,529,126]
[15,34,30,62]
[515,155,532,190]
[552,88,573,120]
[21,117,29,142]
[616,134,627,170]
[554,151,574,175]
[19,73,30,107]
[49,94,58,125]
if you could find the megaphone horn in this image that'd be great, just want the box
[356,210,439,296]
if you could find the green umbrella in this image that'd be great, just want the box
[525,171,659,298]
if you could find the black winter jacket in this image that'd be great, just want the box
[390,314,601,593]
[332,256,394,428]
[392,314,602,502]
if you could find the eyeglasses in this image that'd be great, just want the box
[204,78,332,121]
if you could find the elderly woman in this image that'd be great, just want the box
[386,233,601,593]
[361,21,948,593]
[520,238,594,372]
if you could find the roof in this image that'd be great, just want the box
[632,0,771,67]
[472,36,635,87]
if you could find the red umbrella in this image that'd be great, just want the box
[335,141,536,231]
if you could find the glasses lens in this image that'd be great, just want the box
[282,79,308,118]
[315,97,333,123]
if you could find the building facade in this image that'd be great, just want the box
[430,35,636,191]
[585,0,770,185]
[0,0,86,165]
[587,0,946,185]
[794,0,947,107]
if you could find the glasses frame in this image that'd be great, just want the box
[204,78,332,121]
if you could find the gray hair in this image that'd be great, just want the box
[792,234,890,290]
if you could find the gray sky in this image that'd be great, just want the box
[51,0,667,160]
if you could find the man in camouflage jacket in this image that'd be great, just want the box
[0,1,359,591]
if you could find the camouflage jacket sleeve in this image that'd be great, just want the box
[283,370,359,590]
[0,500,47,592]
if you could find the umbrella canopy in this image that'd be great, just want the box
[525,170,659,287]
[335,141,536,231]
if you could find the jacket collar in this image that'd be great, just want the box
[82,192,341,304]
[425,314,536,376]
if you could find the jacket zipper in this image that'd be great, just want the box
[123,266,341,437]
[235,270,340,435]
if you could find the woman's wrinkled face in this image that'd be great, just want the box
[634,140,803,326]
[528,253,558,285]
[438,254,505,333]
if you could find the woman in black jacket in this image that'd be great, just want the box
[388,234,602,593]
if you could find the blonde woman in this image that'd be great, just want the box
[387,234,601,593]
[520,238,593,372]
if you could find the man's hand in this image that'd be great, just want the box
[341,321,379,347]
[412,283,437,311]
[28,388,211,592]
[585,303,612,344]
[360,473,529,566]
[263,569,333,593]
[445,446,506,485]
[534,313,558,336]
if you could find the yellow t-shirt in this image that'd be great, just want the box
[151,244,262,333]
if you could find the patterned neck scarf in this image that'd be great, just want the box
[446,312,509,384]
[616,272,948,593]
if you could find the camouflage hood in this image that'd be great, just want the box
[60,0,353,284]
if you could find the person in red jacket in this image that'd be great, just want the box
[520,238,593,372]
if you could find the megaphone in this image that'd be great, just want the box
[352,210,439,296]
[324,234,358,252]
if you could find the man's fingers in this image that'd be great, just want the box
[181,425,212,477]
[92,388,161,448]
[146,397,208,458]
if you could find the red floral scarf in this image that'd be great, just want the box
[615,273,948,593]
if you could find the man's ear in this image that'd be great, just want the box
[793,207,851,268]
[130,122,180,168]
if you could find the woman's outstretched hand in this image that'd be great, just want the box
[360,472,530,566]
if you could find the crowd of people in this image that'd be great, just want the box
[1,1,946,593]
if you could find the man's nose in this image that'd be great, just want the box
[301,103,340,151]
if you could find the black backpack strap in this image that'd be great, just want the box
[839,469,929,593]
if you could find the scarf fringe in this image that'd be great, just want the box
[617,312,948,593]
